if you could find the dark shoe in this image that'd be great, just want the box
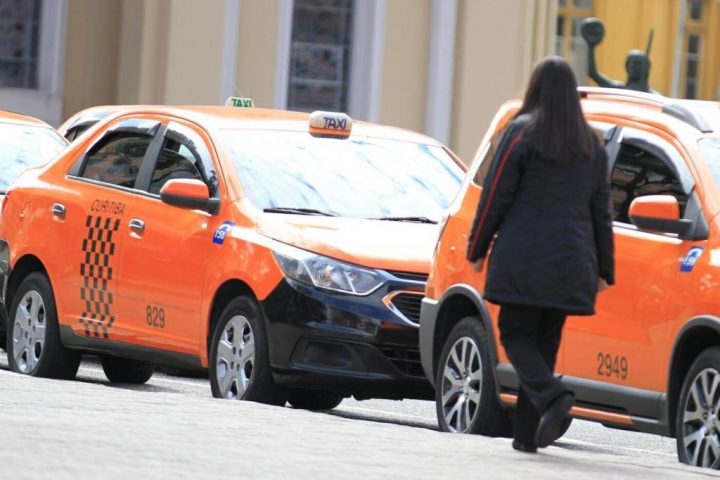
[512,439,537,453]
[535,392,574,448]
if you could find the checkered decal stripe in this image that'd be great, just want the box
[79,216,120,338]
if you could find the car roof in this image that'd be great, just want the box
[578,87,717,135]
[89,105,445,147]
[0,109,55,129]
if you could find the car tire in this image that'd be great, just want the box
[100,355,155,384]
[7,272,80,379]
[557,417,573,439]
[209,296,285,405]
[435,316,512,436]
[676,347,720,468]
[286,388,344,410]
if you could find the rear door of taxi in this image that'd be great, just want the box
[52,118,162,341]
[115,118,223,355]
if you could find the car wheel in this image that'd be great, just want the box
[676,347,720,468]
[100,355,155,384]
[7,272,80,379]
[286,388,344,410]
[436,316,512,436]
[209,296,285,405]
[1,307,7,352]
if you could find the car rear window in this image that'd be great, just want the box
[221,130,463,221]
[0,123,67,193]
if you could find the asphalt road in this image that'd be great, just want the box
[0,352,681,467]
[0,354,714,480]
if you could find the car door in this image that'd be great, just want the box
[562,126,702,398]
[115,119,222,355]
[52,118,163,341]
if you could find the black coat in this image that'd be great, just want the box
[466,115,615,315]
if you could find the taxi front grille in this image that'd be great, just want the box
[388,271,428,283]
[390,293,423,324]
[380,347,425,377]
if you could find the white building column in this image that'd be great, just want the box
[274,0,294,109]
[425,0,457,144]
[220,0,241,102]
[348,0,386,121]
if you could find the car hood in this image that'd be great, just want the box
[256,213,440,274]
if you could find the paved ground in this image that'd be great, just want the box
[0,365,716,479]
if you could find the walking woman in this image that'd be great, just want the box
[466,56,615,452]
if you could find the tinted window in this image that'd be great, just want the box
[222,130,463,221]
[82,133,151,188]
[0,123,67,192]
[611,142,687,223]
[149,140,204,195]
[65,123,95,142]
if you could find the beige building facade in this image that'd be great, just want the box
[0,0,720,162]
[0,0,558,162]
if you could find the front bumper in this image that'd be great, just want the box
[261,275,433,400]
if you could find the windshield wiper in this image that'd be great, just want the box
[371,216,438,224]
[263,207,337,217]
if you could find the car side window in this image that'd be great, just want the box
[611,141,688,224]
[81,132,153,188]
[149,139,204,195]
[147,122,217,196]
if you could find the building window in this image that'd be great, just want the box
[287,0,354,112]
[555,0,594,85]
[684,34,701,99]
[0,0,41,89]
[682,0,707,99]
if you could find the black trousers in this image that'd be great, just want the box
[498,303,570,445]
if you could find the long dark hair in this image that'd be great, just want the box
[515,56,598,163]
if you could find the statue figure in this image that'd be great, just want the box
[580,17,655,93]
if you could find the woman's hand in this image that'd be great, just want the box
[471,258,485,273]
[598,278,610,293]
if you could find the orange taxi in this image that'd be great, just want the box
[0,110,67,347]
[0,101,464,409]
[420,87,720,468]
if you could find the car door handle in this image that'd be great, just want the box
[51,203,66,216]
[129,218,145,233]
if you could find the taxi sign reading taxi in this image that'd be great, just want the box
[225,97,254,108]
[308,111,352,138]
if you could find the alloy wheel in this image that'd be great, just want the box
[215,315,256,400]
[440,336,483,432]
[681,367,720,468]
[12,290,47,373]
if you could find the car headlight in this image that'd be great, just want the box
[272,242,385,295]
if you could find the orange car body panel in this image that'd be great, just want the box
[427,93,720,407]
[2,106,459,368]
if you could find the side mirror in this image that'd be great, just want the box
[629,195,692,235]
[159,179,220,215]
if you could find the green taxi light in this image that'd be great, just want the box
[225,97,255,108]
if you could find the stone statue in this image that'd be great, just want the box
[580,17,655,93]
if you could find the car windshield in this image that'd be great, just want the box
[221,130,463,221]
[700,138,720,188]
[0,123,67,193]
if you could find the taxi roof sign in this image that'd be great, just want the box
[308,111,352,139]
[225,97,254,108]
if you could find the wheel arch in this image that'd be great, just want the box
[668,315,720,437]
[432,284,499,383]
[205,278,260,360]
[6,254,49,313]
